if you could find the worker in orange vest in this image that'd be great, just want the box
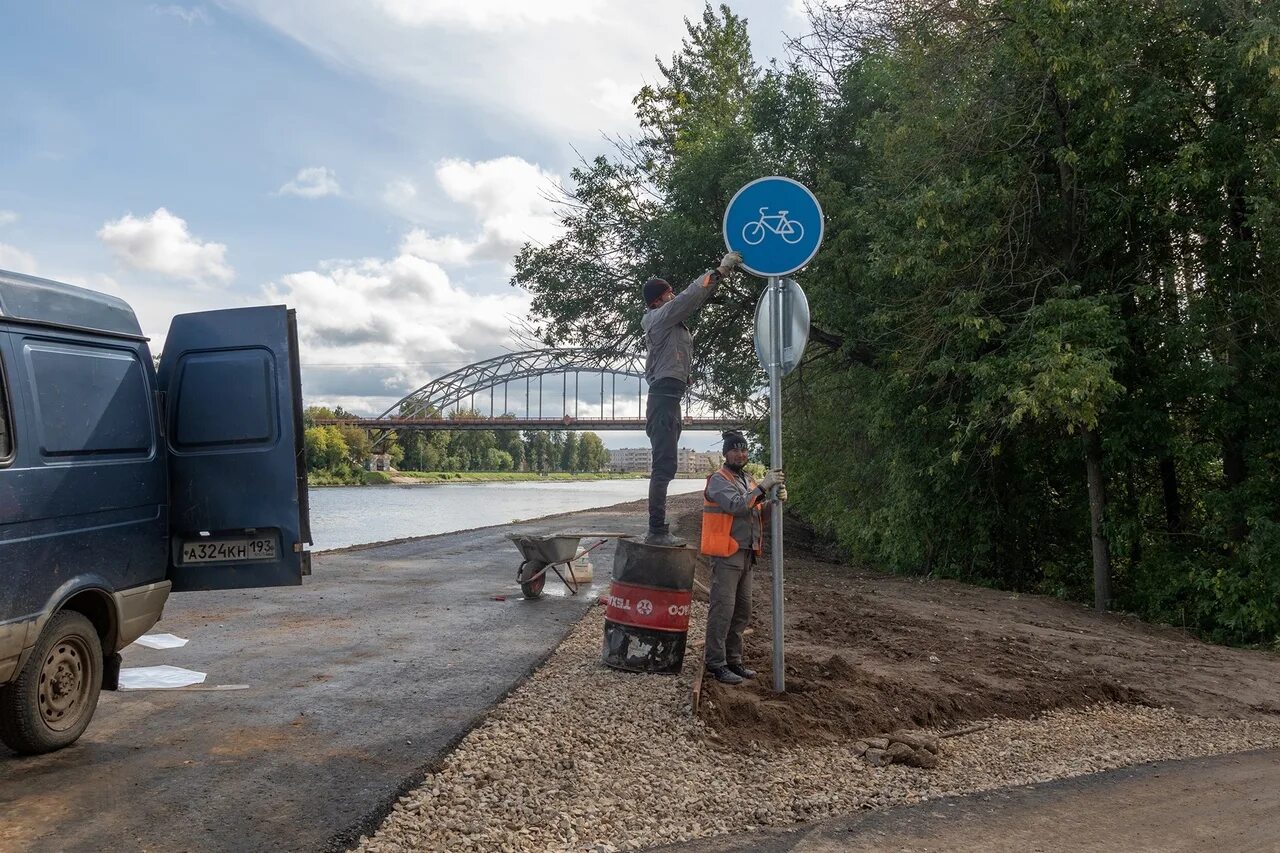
[701,430,785,685]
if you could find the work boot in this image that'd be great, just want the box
[643,528,686,548]
[707,665,744,685]
[727,663,757,679]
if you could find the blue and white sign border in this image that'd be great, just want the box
[722,175,824,278]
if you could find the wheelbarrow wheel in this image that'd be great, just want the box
[519,560,547,600]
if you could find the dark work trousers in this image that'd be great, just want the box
[705,553,753,668]
[645,380,684,533]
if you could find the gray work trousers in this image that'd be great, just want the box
[704,553,753,668]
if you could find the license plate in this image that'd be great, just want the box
[181,536,277,564]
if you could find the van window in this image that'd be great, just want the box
[23,341,152,458]
[0,353,11,460]
[170,349,278,450]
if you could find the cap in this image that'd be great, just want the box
[722,430,748,453]
[642,277,672,307]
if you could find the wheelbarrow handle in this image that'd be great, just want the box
[573,538,612,561]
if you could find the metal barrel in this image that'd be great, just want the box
[601,539,696,674]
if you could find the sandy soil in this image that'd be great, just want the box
[664,495,1280,746]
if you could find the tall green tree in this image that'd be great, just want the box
[577,432,609,472]
[525,431,554,473]
[513,0,1280,644]
[560,432,580,472]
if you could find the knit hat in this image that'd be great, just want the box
[642,277,672,307]
[722,430,748,453]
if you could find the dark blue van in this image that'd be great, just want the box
[0,269,310,755]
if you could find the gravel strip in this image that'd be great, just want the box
[356,603,1280,853]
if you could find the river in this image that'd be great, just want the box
[306,478,705,550]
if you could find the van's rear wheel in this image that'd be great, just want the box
[0,611,103,755]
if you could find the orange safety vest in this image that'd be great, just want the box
[700,466,763,558]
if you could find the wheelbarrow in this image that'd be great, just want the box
[507,532,632,599]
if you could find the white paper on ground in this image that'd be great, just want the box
[129,633,189,650]
[118,666,207,689]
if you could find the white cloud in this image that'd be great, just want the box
[151,4,211,25]
[276,166,342,198]
[0,210,18,227]
[0,243,38,274]
[265,247,531,411]
[382,177,418,208]
[398,156,562,266]
[591,78,640,127]
[398,230,475,266]
[373,0,602,30]
[220,1,721,140]
[98,207,234,284]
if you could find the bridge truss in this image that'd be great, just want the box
[313,348,760,442]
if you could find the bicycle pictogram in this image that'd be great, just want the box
[741,207,805,246]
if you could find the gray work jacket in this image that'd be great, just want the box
[641,269,721,387]
[704,466,770,569]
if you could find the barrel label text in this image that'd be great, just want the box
[605,582,693,632]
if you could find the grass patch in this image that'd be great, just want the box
[308,469,366,486]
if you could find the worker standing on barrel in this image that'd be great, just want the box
[701,430,785,684]
[640,250,743,547]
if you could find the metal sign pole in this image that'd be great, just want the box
[726,175,820,695]
[768,276,785,693]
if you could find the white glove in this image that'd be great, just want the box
[776,485,789,503]
[719,250,742,273]
[759,469,785,492]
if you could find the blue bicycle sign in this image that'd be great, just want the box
[723,177,823,277]
[742,208,805,246]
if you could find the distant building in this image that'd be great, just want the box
[679,448,723,474]
[608,447,651,473]
[608,447,722,475]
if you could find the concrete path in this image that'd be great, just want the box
[652,748,1280,852]
[0,502,647,853]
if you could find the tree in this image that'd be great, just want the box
[525,431,554,473]
[303,425,348,472]
[483,447,514,471]
[398,429,426,470]
[511,0,1280,643]
[560,432,580,472]
[494,424,526,470]
[577,432,609,472]
[548,431,566,472]
[338,425,373,468]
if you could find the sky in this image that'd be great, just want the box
[0,1,805,451]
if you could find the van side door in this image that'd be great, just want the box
[158,305,311,591]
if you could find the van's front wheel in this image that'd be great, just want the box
[0,611,103,755]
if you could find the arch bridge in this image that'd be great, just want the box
[310,348,758,443]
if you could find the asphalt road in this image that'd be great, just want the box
[652,748,1280,853]
[0,501,648,852]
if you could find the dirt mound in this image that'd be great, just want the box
[666,495,1280,749]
